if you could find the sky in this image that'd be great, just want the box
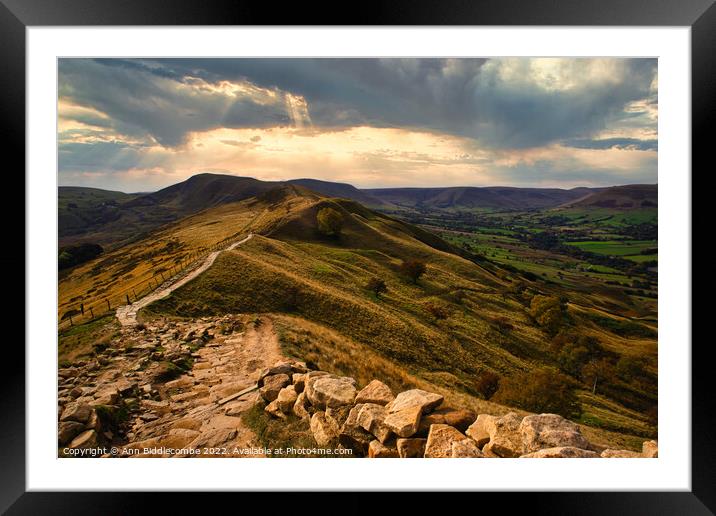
[58,58,657,193]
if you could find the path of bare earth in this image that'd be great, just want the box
[116,233,253,327]
[59,314,286,457]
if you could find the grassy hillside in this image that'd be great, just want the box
[144,192,656,439]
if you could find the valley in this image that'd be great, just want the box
[58,174,658,457]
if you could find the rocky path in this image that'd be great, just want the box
[116,233,253,327]
[58,314,288,457]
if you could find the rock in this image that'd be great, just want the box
[465,414,495,448]
[386,389,443,414]
[58,421,86,445]
[440,409,476,432]
[84,410,101,432]
[601,449,642,458]
[357,404,392,443]
[165,377,194,389]
[338,425,374,457]
[343,404,365,429]
[60,402,92,424]
[519,414,592,454]
[170,417,202,431]
[276,385,298,413]
[424,424,468,458]
[307,376,357,409]
[310,412,340,446]
[326,405,351,428]
[257,362,293,386]
[451,438,484,458]
[520,447,599,458]
[368,440,399,458]
[292,373,306,393]
[482,412,523,458]
[116,380,138,396]
[397,438,427,458]
[416,413,446,437]
[141,400,171,415]
[355,380,394,406]
[69,429,98,449]
[94,388,120,406]
[69,386,83,399]
[304,371,332,402]
[290,361,309,374]
[265,399,287,419]
[293,391,312,420]
[642,440,658,458]
[259,373,291,402]
[384,405,422,438]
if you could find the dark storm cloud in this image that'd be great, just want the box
[59,141,146,172]
[58,58,657,150]
[564,137,658,151]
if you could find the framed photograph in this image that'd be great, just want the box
[5,0,710,512]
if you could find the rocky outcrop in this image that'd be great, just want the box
[256,366,658,459]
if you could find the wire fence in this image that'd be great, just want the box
[58,232,247,332]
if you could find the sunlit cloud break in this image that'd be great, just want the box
[58,57,657,192]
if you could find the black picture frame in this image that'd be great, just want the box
[3,0,710,513]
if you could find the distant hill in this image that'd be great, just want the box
[363,186,601,210]
[563,184,657,209]
[59,173,650,247]
[286,178,388,208]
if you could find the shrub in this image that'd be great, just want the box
[316,207,344,237]
[400,259,427,284]
[423,302,449,321]
[365,277,388,298]
[530,294,568,336]
[493,368,582,419]
[475,371,500,400]
[490,316,514,333]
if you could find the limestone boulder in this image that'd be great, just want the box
[451,438,484,458]
[368,440,399,458]
[58,421,86,445]
[384,405,422,438]
[642,440,658,458]
[69,429,99,449]
[259,373,291,402]
[397,438,427,458]
[355,380,394,406]
[292,373,306,393]
[386,389,443,414]
[479,412,523,458]
[307,376,357,409]
[357,403,392,443]
[303,371,332,403]
[424,424,467,458]
[257,362,293,386]
[310,412,340,446]
[519,413,592,454]
[440,409,476,432]
[520,447,599,458]
[60,402,92,424]
[276,385,298,413]
[601,449,642,458]
[265,399,286,419]
[465,414,495,448]
[293,391,312,420]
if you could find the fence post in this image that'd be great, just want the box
[69,313,73,326]
[80,303,84,315]
[106,298,110,311]
[132,288,137,299]
[89,307,94,318]
[126,294,131,304]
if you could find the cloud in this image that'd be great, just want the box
[563,138,658,151]
[57,58,658,190]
